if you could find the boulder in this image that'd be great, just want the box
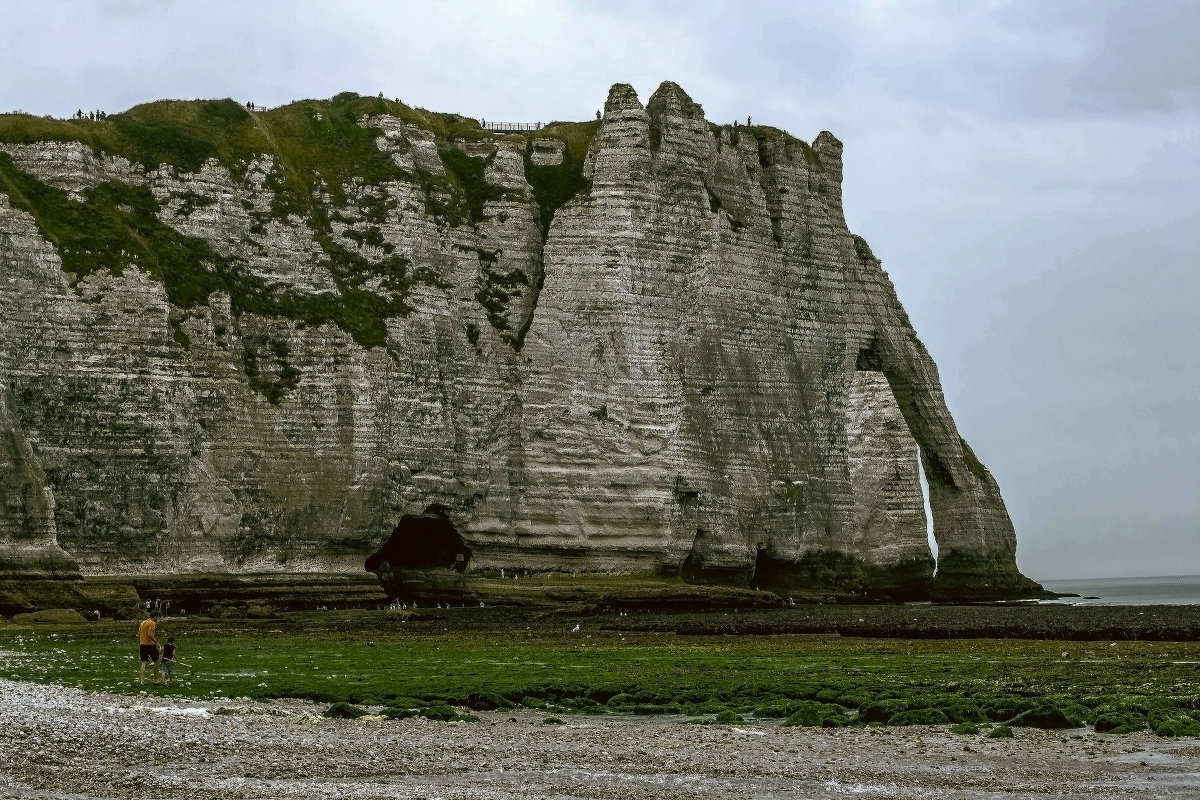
[11,608,89,624]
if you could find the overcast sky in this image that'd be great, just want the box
[2,1,1196,581]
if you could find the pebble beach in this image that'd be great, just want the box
[2,678,1198,799]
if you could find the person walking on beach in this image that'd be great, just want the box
[137,612,162,685]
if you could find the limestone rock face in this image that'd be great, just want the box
[0,385,77,578]
[0,86,1041,599]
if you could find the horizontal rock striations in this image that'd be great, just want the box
[0,84,1043,602]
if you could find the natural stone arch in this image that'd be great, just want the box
[847,237,1042,600]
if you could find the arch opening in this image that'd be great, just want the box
[365,509,471,575]
[918,445,938,575]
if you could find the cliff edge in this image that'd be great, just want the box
[0,82,1043,603]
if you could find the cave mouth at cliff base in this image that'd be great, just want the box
[365,511,471,574]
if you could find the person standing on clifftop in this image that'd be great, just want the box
[137,612,162,685]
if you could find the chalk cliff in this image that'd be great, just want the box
[0,83,1042,602]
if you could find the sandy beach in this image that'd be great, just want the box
[1,678,1197,799]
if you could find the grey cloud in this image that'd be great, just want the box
[873,0,1200,122]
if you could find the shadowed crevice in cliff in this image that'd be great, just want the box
[745,132,789,249]
[366,508,471,576]
[680,552,754,587]
[470,120,596,351]
[677,524,753,587]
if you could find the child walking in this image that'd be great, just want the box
[161,637,180,685]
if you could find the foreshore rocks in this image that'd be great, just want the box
[0,82,1044,607]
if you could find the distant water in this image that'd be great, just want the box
[1038,575,1200,606]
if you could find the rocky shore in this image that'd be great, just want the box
[1,678,1196,799]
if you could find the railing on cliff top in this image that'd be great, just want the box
[480,121,543,133]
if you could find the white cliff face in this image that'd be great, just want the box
[0,85,1039,599]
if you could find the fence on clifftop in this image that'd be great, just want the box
[480,121,543,133]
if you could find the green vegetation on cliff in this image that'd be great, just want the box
[0,95,460,350]
[0,151,431,351]
[0,156,223,300]
[0,95,599,351]
[522,120,598,236]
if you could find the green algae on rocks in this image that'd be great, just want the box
[1,608,1198,738]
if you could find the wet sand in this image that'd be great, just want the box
[1,679,1197,799]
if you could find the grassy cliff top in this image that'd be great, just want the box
[1,93,593,176]
[0,93,596,205]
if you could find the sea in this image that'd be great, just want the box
[1037,574,1200,606]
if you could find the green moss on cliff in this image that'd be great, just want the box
[0,95,409,205]
[0,94,455,233]
[474,268,529,333]
[522,121,598,237]
[648,116,663,153]
[241,335,302,404]
[172,190,217,217]
[341,225,392,252]
[437,147,510,225]
[0,152,438,350]
[746,125,823,171]
[0,100,264,174]
[261,96,406,214]
[0,91,480,349]
[751,549,869,595]
[0,98,591,352]
[959,437,988,481]
[932,549,1050,601]
[0,153,228,300]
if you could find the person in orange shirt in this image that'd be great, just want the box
[137,612,162,685]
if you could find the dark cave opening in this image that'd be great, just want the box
[749,544,783,590]
[679,529,755,587]
[365,509,471,575]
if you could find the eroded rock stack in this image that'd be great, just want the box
[0,82,1042,603]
